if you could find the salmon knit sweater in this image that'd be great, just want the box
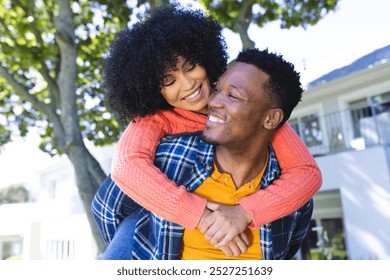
[111,108,322,230]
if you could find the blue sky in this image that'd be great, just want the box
[1,0,390,187]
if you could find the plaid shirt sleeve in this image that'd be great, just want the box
[91,174,140,246]
[284,198,314,259]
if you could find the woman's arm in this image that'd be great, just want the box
[111,109,208,230]
[238,122,322,228]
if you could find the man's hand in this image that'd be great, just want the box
[198,201,252,247]
[218,232,250,257]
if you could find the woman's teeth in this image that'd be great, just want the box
[185,88,200,100]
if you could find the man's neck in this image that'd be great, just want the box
[213,143,269,189]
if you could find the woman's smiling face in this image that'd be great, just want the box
[160,57,211,115]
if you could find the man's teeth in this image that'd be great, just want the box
[185,89,200,100]
[208,115,225,123]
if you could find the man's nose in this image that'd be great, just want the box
[208,90,224,108]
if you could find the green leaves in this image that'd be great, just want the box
[0,0,339,155]
[0,0,130,154]
[201,0,338,29]
[0,184,29,204]
[199,0,339,47]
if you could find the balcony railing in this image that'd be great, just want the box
[290,103,390,157]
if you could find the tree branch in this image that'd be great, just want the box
[26,1,45,46]
[39,65,61,108]
[0,64,51,116]
[233,0,256,49]
[86,151,109,192]
[54,0,82,152]
[0,64,67,151]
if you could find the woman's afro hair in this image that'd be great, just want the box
[103,5,228,121]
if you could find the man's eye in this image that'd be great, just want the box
[228,93,238,99]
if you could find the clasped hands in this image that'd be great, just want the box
[197,201,253,257]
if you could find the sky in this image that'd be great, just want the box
[1,0,390,188]
[223,0,390,86]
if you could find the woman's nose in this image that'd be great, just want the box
[179,73,195,91]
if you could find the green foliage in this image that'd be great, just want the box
[0,0,133,155]
[306,231,348,260]
[200,0,339,30]
[0,184,29,204]
[0,0,339,156]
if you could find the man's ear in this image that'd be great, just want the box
[264,108,284,130]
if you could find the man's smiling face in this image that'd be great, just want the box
[202,62,273,148]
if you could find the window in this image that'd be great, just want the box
[370,92,390,114]
[321,218,344,243]
[298,220,318,260]
[0,238,23,260]
[290,113,323,154]
[349,98,371,139]
[349,92,390,145]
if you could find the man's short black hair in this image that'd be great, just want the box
[236,48,303,125]
[103,5,228,121]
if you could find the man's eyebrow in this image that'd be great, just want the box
[229,83,249,99]
[230,84,246,93]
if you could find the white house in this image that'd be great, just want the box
[290,45,390,259]
[0,144,116,260]
[1,45,389,260]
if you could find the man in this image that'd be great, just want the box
[92,48,313,260]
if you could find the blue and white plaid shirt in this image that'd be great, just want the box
[92,132,313,260]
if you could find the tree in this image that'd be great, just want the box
[199,0,339,49]
[0,0,133,254]
[0,0,339,256]
[0,184,29,204]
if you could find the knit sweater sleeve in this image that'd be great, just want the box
[238,122,322,228]
[111,109,208,230]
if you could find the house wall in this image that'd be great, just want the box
[0,144,116,260]
[316,145,390,259]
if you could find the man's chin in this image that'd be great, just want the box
[200,132,220,146]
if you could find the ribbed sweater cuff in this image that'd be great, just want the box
[238,196,278,229]
[175,192,207,230]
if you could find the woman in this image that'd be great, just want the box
[94,5,321,254]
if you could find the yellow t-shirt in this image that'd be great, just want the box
[181,159,267,260]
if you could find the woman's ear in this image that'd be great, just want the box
[264,108,284,130]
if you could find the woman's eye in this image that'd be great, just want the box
[187,64,196,72]
[162,78,175,87]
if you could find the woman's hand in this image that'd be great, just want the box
[198,201,252,248]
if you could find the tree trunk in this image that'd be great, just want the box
[66,145,106,255]
[54,0,106,255]
[233,0,256,49]
[237,24,255,49]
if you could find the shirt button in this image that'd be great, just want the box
[224,178,228,182]
[206,165,212,170]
